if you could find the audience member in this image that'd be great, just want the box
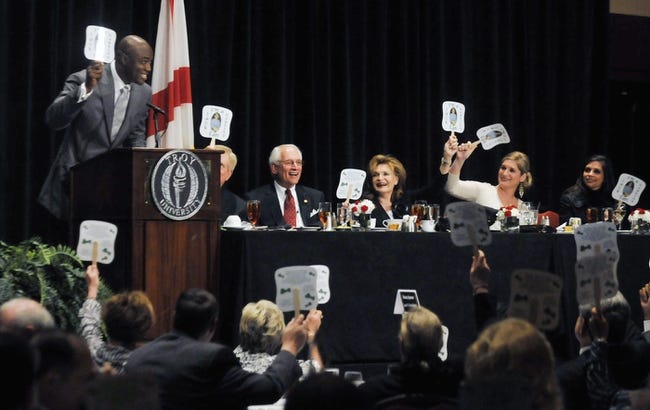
[284,372,373,410]
[31,328,99,410]
[361,135,455,226]
[206,144,246,219]
[583,301,650,410]
[359,306,462,406]
[556,291,649,410]
[234,299,324,377]
[469,249,498,331]
[462,317,563,410]
[38,35,154,220]
[445,141,533,212]
[559,154,617,224]
[79,264,155,373]
[244,144,325,228]
[0,330,37,410]
[81,372,161,410]
[0,297,55,337]
[124,288,308,409]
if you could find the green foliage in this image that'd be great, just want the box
[0,237,113,331]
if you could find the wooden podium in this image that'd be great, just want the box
[69,148,221,337]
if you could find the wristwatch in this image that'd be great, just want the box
[440,157,451,167]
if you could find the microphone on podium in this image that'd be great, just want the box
[147,102,167,116]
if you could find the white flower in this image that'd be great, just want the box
[496,206,520,221]
[629,208,650,223]
[349,199,376,216]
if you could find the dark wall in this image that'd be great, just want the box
[0,1,648,245]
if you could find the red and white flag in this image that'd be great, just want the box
[147,0,194,148]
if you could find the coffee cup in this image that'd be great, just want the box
[223,215,242,228]
[420,220,436,232]
[382,219,402,231]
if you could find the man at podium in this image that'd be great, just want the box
[38,35,154,220]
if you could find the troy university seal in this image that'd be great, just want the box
[151,150,208,220]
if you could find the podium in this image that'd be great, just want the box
[69,148,221,337]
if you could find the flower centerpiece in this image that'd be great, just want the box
[628,208,650,234]
[350,199,376,229]
[496,205,520,232]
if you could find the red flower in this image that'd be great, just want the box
[505,210,512,217]
[360,205,368,213]
[636,208,646,214]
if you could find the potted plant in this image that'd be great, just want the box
[0,237,112,331]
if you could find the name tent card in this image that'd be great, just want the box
[393,289,420,314]
[76,220,118,264]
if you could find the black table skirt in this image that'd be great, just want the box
[218,231,650,368]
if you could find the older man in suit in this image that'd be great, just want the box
[245,144,325,228]
[39,35,153,220]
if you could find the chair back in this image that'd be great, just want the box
[537,210,560,228]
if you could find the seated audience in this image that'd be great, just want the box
[245,144,325,228]
[79,264,155,373]
[284,372,373,410]
[556,291,648,410]
[31,328,99,410]
[206,144,246,219]
[361,134,455,226]
[1,330,37,410]
[445,140,533,211]
[234,299,324,376]
[124,288,308,410]
[559,154,617,224]
[462,317,563,410]
[0,296,55,337]
[359,306,463,406]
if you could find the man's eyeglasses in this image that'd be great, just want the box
[277,160,304,167]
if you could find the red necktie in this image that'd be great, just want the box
[284,189,297,227]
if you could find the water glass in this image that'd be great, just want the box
[246,200,261,226]
[318,202,332,229]
[336,203,350,227]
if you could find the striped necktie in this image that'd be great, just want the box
[284,189,297,227]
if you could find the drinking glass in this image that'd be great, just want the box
[586,207,599,223]
[410,200,428,230]
[318,202,332,229]
[613,203,626,230]
[246,200,261,227]
[429,204,441,224]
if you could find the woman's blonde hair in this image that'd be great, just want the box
[398,306,443,370]
[239,299,285,354]
[502,151,533,190]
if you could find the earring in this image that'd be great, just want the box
[518,183,524,198]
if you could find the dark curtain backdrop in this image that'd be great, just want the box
[2,0,641,245]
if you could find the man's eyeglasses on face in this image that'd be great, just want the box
[277,160,304,167]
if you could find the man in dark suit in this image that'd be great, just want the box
[38,35,154,220]
[125,288,307,410]
[206,144,246,220]
[245,144,325,227]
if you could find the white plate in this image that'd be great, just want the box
[297,226,321,231]
[222,226,246,230]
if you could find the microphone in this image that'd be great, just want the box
[147,102,167,116]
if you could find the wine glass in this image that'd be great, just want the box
[410,200,428,230]
[318,202,332,230]
[246,199,261,227]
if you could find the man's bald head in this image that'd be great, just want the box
[0,297,55,336]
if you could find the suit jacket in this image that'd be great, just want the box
[38,67,151,219]
[244,183,325,227]
[124,330,302,410]
[221,187,246,221]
